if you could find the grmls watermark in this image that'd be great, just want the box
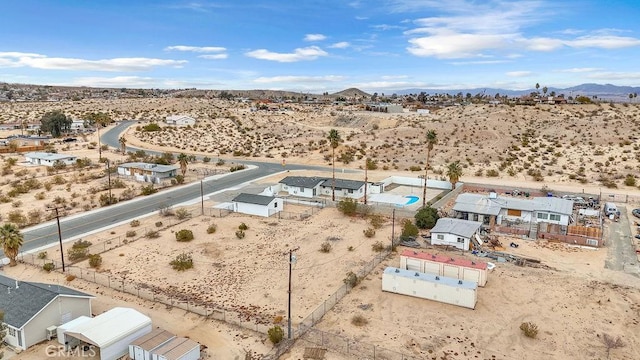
[45,345,97,357]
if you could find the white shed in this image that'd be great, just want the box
[399,250,489,286]
[231,193,283,217]
[430,218,483,251]
[24,152,78,167]
[151,337,200,360]
[382,267,477,309]
[129,328,176,360]
[64,307,152,360]
[57,315,92,345]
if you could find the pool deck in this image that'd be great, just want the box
[368,185,445,209]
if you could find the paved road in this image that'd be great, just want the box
[17,120,340,254]
[604,205,640,276]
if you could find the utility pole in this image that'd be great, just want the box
[391,208,396,249]
[105,159,112,204]
[364,157,368,205]
[48,207,65,272]
[285,246,299,339]
[97,125,102,161]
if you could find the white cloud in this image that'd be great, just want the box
[506,71,532,77]
[523,37,565,51]
[304,34,327,42]
[372,24,404,31]
[568,35,640,49]
[245,46,328,62]
[0,52,187,72]
[586,71,640,81]
[557,67,601,73]
[253,75,344,83]
[329,42,350,49]
[71,76,157,87]
[198,54,228,60]
[164,45,226,53]
[408,32,511,58]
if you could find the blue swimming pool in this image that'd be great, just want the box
[404,195,419,205]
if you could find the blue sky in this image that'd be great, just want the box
[1,0,639,93]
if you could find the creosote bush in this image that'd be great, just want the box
[371,241,385,252]
[319,241,332,253]
[88,254,102,268]
[238,222,249,230]
[351,314,369,327]
[267,326,284,345]
[343,271,360,287]
[176,229,194,242]
[145,230,160,238]
[130,219,141,227]
[337,198,358,216]
[42,262,55,272]
[67,239,92,261]
[126,230,137,238]
[520,322,539,338]
[206,224,217,234]
[175,208,191,220]
[235,229,245,239]
[170,253,193,271]
[363,228,376,238]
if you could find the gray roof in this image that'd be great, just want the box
[384,267,477,290]
[0,274,93,329]
[232,193,277,206]
[24,152,76,160]
[430,218,483,238]
[321,178,366,190]
[279,176,326,188]
[119,162,178,173]
[453,193,574,216]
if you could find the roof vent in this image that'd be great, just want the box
[413,251,418,255]
[435,276,440,280]
[471,261,476,265]
[414,272,420,277]
[458,280,463,284]
[450,258,455,261]
[395,268,400,273]
[431,255,436,259]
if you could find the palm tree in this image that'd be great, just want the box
[446,161,463,189]
[118,136,127,155]
[85,112,111,160]
[422,130,437,207]
[327,129,341,201]
[0,223,24,267]
[177,153,189,176]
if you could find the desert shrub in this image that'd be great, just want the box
[400,219,419,240]
[238,222,249,230]
[42,262,55,272]
[267,326,284,345]
[142,123,161,132]
[624,174,636,186]
[216,159,225,166]
[347,246,354,251]
[27,209,42,225]
[145,230,160,238]
[351,314,369,327]
[203,156,211,163]
[235,230,245,239]
[130,219,141,227]
[66,275,76,282]
[67,240,92,261]
[519,322,539,338]
[343,271,360,287]
[141,185,157,195]
[38,251,47,259]
[170,253,193,271]
[229,164,246,172]
[172,175,185,185]
[34,191,46,200]
[206,224,217,234]
[363,228,376,238]
[273,315,284,324]
[155,221,163,227]
[88,254,102,268]
[99,193,118,206]
[415,206,439,229]
[337,198,358,216]
[319,241,332,253]
[369,214,385,229]
[409,165,422,172]
[126,230,137,238]
[486,169,500,177]
[175,229,194,242]
[8,210,27,227]
[371,241,385,252]
[159,206,174,217]
[175,208,191,220]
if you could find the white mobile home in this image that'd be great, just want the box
[231,193,283,217]
[117,163,178,183]
[278,176,325,198]
[382,267,477,309]
[64,307,152,360]
[429,218,483,251]
[399,250,489,286]
[24,152,78,167]
[319,178,367,199]
[165,115,196,127]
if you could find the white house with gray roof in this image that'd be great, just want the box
[278,176,325,198]
[24,152,78,167]
[0,274,93,351]
[117,162,178,183]
[278,176,372,199]
[453,192,574,229]
[165,115,196,127]
[430,218,483,250]
[232,193,283,217]
[319,178,367,199]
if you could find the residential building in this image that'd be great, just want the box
[231,193,283,217]
[117,163,178,183]
[24,152,78,166]
[429,218,483,251]
[165,115,196,127]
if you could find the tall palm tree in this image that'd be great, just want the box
[85,112,111,160]
[446,161,463,189]
[0,223,24,267]
[118,136,127,155]
[327,129,341,201]
[422,130,438,207]
[177,153,189,176]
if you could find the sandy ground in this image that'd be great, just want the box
[2,99,640,359]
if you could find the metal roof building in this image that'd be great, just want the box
[430,218,483,239]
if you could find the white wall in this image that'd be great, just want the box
[282,184,317,198]
[430,232,469,251]
[100,324,152,360]
[233,199,283,217]
[381,176,452,190]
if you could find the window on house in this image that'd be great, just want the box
[537,213,549,220]
[472,214,479,221]
[274,202,278,208]
[8,328,16,337]
[348,189,354,194]
[507,209,521,216]
[549,214,561,221]
[437,234,444,240]
[457,238,465,243]
[586,239,598,246]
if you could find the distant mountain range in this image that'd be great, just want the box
[390,83,640,99]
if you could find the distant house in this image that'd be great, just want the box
[117,162,178,183]
[24,152,78,166]
[319,178,367,199]
[0,274,94,351]
[278,176,325,198]
[365,103,404,113]
[231,193,283,217]
[165,115,196,127]
[70,119,87,132]
[429,218,483,251]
